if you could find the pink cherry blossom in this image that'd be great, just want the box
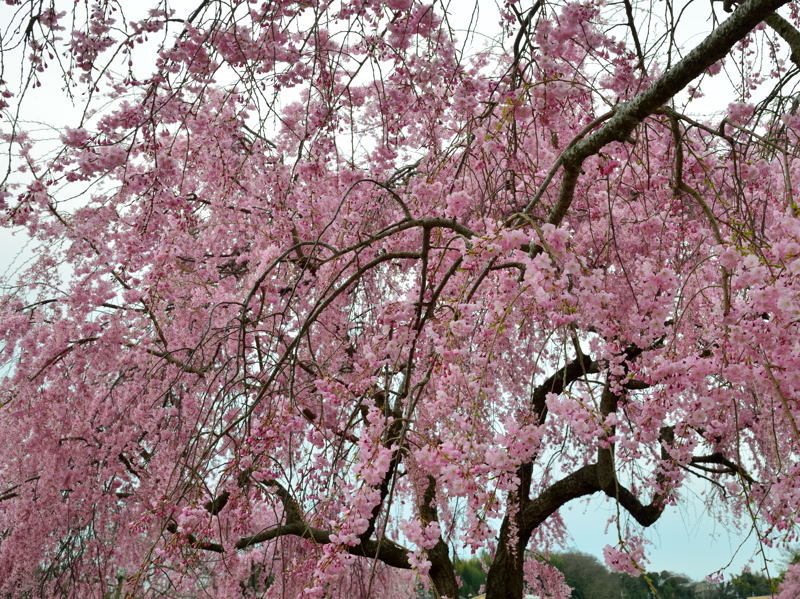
[1,1,799,598]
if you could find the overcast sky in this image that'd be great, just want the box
[562,491,786,580]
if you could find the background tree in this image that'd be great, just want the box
[648,571,697,599]
[2,0,800,598]
[729,570,775,597]
[551,551,618,599]
[454,554,488,598]
[700,581,739,599]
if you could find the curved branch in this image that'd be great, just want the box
[235,522,411,569]
[171,479,412,569]
[690,452,755,483]
[530,353,598,423]
[545,0,790,227]
[600,481,664,527]
[765,12,800,65]
[520,464,602,533]
[595,377,670,527]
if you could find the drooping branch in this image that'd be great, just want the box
[622,0,647,72]
[234,522,411,569]
[542,0,790,227]
[764,12,800,65]
[689,452,756,483]
[170,478,412,569]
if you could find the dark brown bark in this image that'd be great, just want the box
[158,3,789,597]
[484,515,528,599]
[420,476,458,599]
[543,0,791,227]
[485,465,601,599]
[530,353,597,422]
[765,12,800,65]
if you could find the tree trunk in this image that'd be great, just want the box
[420,476,459,598]
[428,538,459,599]
[484,516,528,599]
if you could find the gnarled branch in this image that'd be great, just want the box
[542,0,790,227]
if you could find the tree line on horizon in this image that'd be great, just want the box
[450,551,781,599]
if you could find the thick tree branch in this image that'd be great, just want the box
[765,12,800,65]
[170,479,412,569]
[418,476,458,599]
[235,522,411,569]
[544,0,790,226]
[603,482,664,526]
[166,519,411,568]
[530,353,598,423]
[203,490,230,515]
[596,381,670,527]
[520,464,602,533]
